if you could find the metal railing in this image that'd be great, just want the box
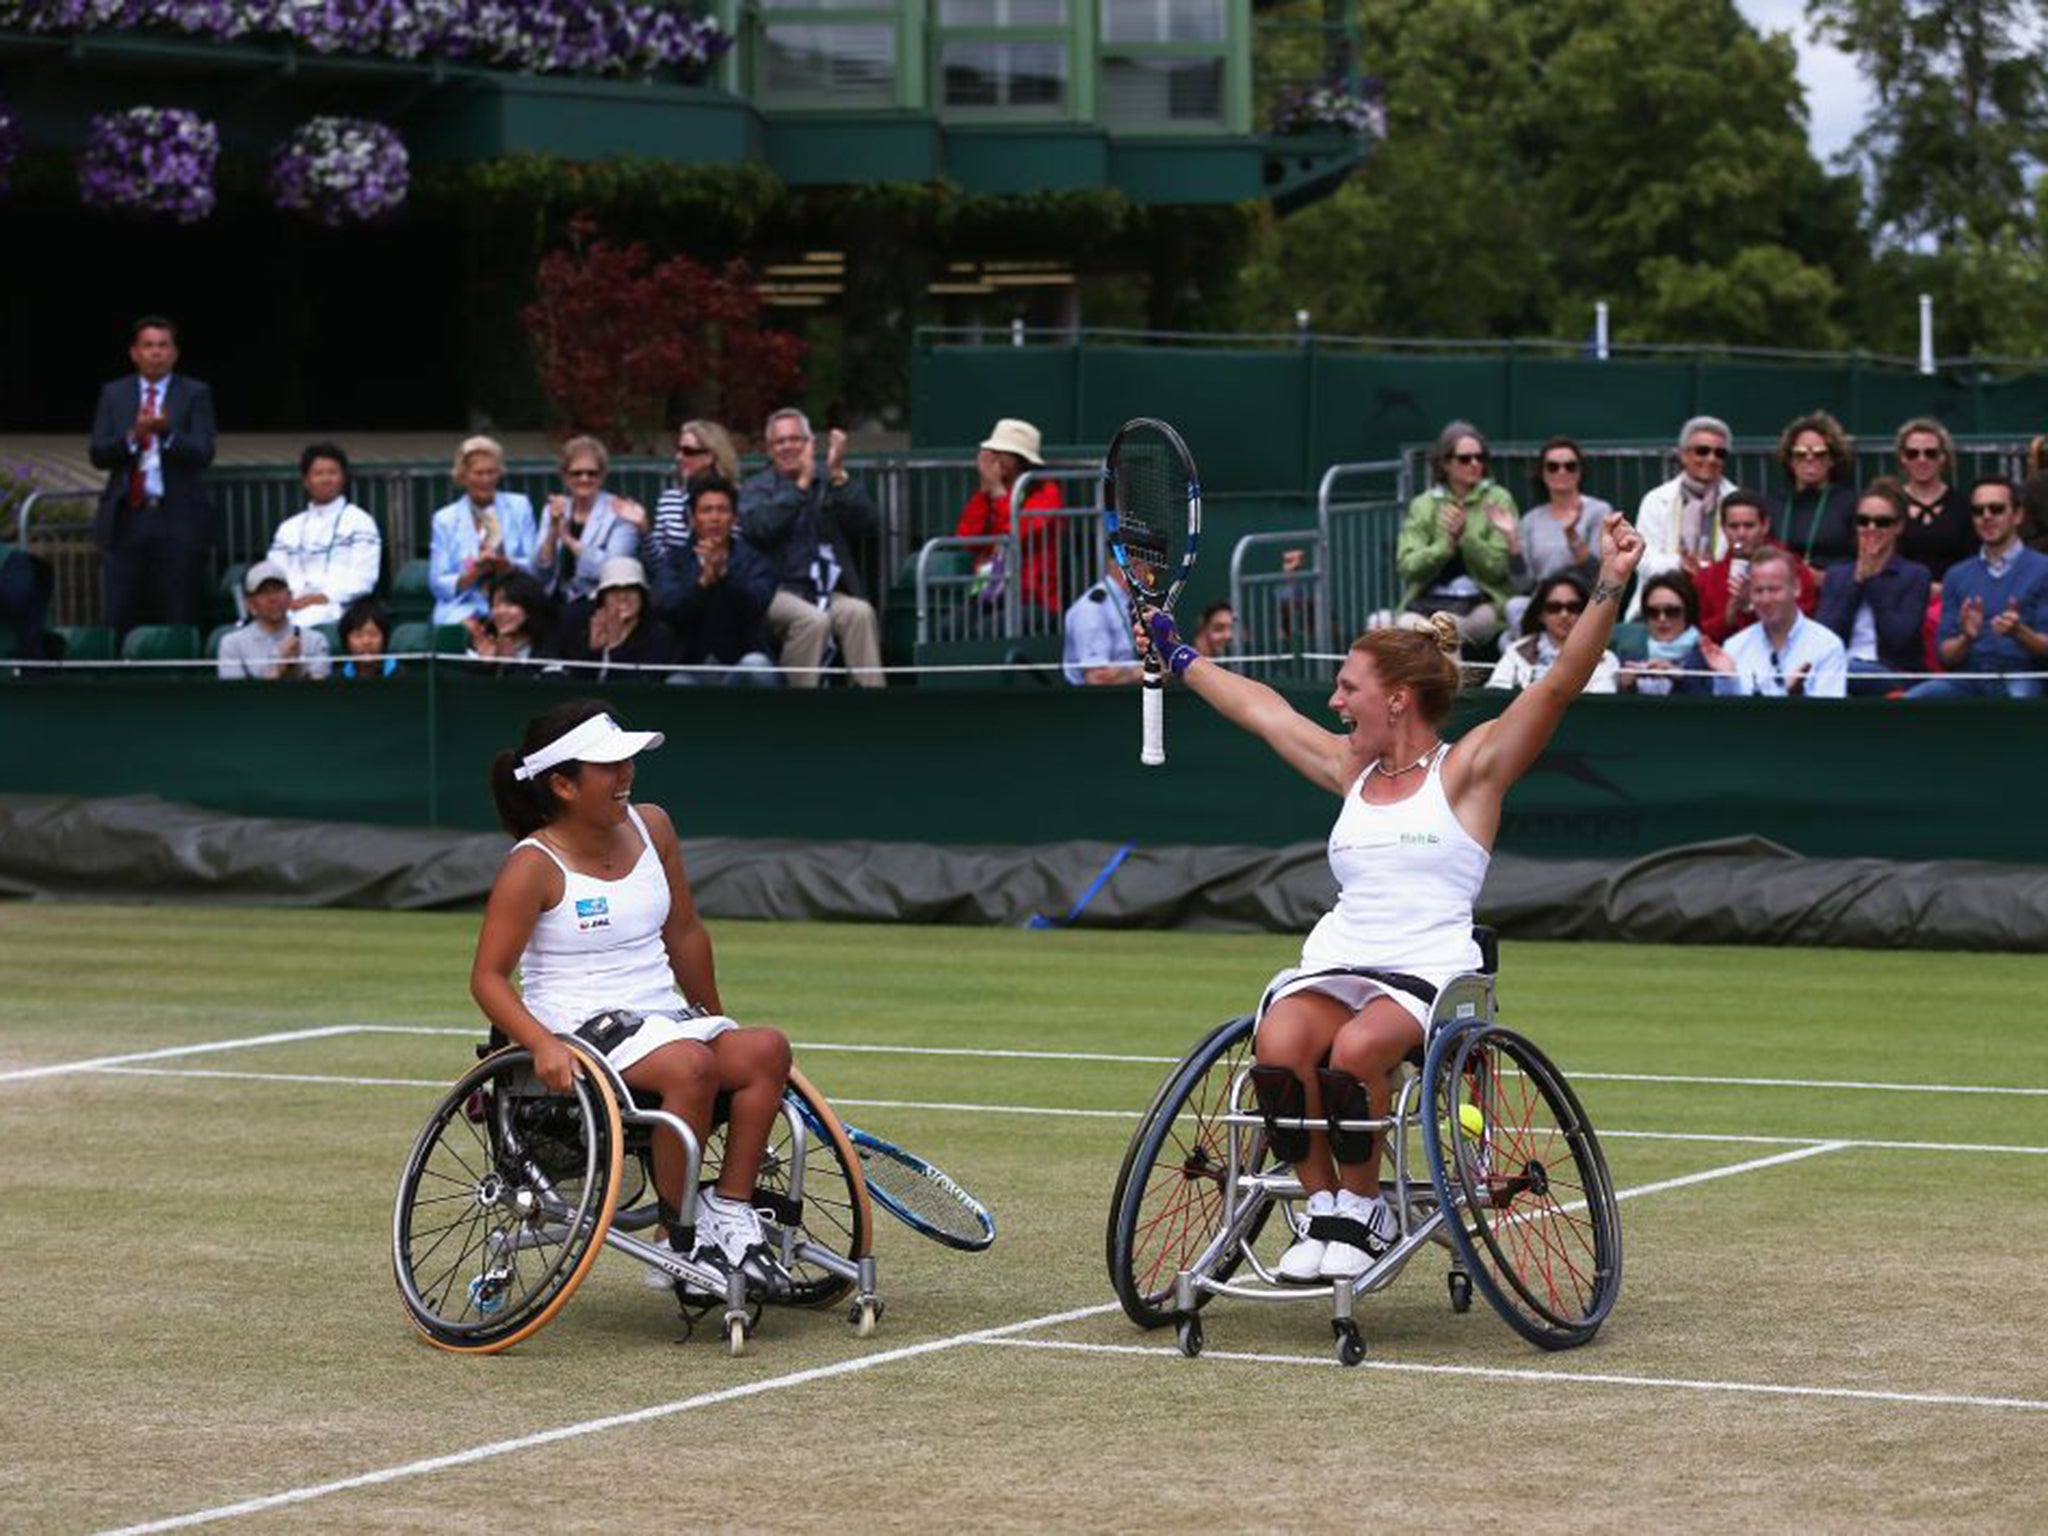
[904,467,1107,653]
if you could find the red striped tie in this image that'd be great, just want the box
[127,381,159,509]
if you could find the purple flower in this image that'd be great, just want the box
[1271,79,1387,139]
[77,106,219,223]
[270,115,409,226]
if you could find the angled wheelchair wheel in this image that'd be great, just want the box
[1107,1014,1272,1329]
[1422,1021,1622,1351]
[392,1046,624,1353]
[700,1065,872,1308]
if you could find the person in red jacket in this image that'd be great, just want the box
[1692,490,1818,643]
[954,418,1065,617]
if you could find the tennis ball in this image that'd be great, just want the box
[1439,1104,1486,1140]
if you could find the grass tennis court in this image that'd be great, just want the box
[5,904,2046,1533]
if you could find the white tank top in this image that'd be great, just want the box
[1299,744,1490,978]
[514,804,685,1033]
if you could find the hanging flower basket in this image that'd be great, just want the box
[0,88,20,195]
[270,117,410,227]
[1271,82,1388,140]
[77,106,218,222]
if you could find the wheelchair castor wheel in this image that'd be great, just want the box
[726,1314,751,1357]
[848,1298,882,1337]
[1447,1271,1473,1314]
[1175,1316,1204,1359]
[1332,1318,1366,1367]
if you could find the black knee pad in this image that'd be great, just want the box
[1248,1065,1309,1162]
[1318,1067,1375,1164]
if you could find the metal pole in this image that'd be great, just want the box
[1917,294,1936,376]
[1594,301,1610,361]
[1011,316,1025,348]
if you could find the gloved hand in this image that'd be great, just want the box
[1145,607,1200,678]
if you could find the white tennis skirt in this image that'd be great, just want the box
[555,1009,736,1073]
[1255,965,1444,1040]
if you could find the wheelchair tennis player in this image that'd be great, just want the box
[1142,514,1645,1282]
[471,697,794,1289]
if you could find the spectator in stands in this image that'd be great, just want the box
[1692,490,1818,643]
[1905,475,2048,699]
[1701,547,1846,697]
[430,435,539,626]
[954,417,1064,617]
[1766,410,1859,568]
[740,407,883,688]
[1486,573,1618,693]
[217,560,331,681]
[536,435,645,603]
[1192,600,1236,660]
[0,539,54,664]
[655,475,778,687]
[643,418,741,578]
[1617,572,1713,695]
[1893,417,1975,577]
[1395,420,1520,651]
[266,442,381,628]
[1521,436,1610,591]
[1632,415,1735,616]
[1814,479,1932,696]
[2022,434,2048,556]
[336,597,396,680]
[88,315,216,636]
[558,556,677,680]
[465,569,556,673]
[1063,562,1142,685]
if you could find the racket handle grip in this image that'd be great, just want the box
[1140,665,1165,766]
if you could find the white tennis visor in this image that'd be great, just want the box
[512,714,665,782]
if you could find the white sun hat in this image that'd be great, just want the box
[978,418,1045,465]
[512,712,665,781]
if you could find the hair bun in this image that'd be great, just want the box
[1425,612,1462,656]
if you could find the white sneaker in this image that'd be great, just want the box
[692,1190,769,1272]
[1276,1190,1335,1282]
[1319,1191,1398,1279]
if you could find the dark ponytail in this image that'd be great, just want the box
[488,697,614,838]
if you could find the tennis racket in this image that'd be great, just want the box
[793,1099,997,1251]
[1103,417,1201,766]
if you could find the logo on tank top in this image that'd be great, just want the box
[574,896,611,932]
[1399,832,1441,846]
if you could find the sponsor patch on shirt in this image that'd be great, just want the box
[1399,832,1441,846]
[574,895,611,932]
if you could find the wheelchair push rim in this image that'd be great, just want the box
[1423,1021,1622,1350]
[391,1046,624,1353]
[1106,1014,1271,1329]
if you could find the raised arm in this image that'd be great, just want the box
[1148,612,1354,794]
[1454,514,1644,802]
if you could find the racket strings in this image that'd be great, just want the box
[859,1146,989,1244]
[1111,434,1187,595]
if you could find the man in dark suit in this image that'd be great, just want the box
[89,315,217,635]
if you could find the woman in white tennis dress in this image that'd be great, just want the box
[469,699,790,1279]
[1145,515,1645,1282]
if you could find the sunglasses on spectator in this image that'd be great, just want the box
[1452,451,1489,465]
[1972,501,2013,516]
[1684,444,1729,460]
[1854,514,1899,528]
[677,443,710,457]
[1790,447,1833,461]
[1900,446,1944,461]
[1643,603,1687,620]
[1543,599,1586,615]
[1543,458,1581,473]
[565,467,602,479]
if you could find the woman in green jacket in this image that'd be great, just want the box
[1396,420,1522,653]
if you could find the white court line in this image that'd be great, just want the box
[92,1301,1119,1536]
[974,1338,2048,1414]
[0,1025,367,1083]
[1604,1141,1847,1201]
[41,1068,2048,1156]
[1568,1069,2048,1098]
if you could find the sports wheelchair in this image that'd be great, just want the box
[392,1033,881,1356]
[1106,928,1622,1365]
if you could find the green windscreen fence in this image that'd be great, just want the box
[1,673,2042,865]
[912,343,2048,493]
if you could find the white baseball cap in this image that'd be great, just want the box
[512,713,665,782]
[244,560,291,593]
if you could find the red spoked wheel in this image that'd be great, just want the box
[1423,1020,1622,1350]
[1106,1015,1273,1328]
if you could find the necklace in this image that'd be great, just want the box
[1375,743,1439,777]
